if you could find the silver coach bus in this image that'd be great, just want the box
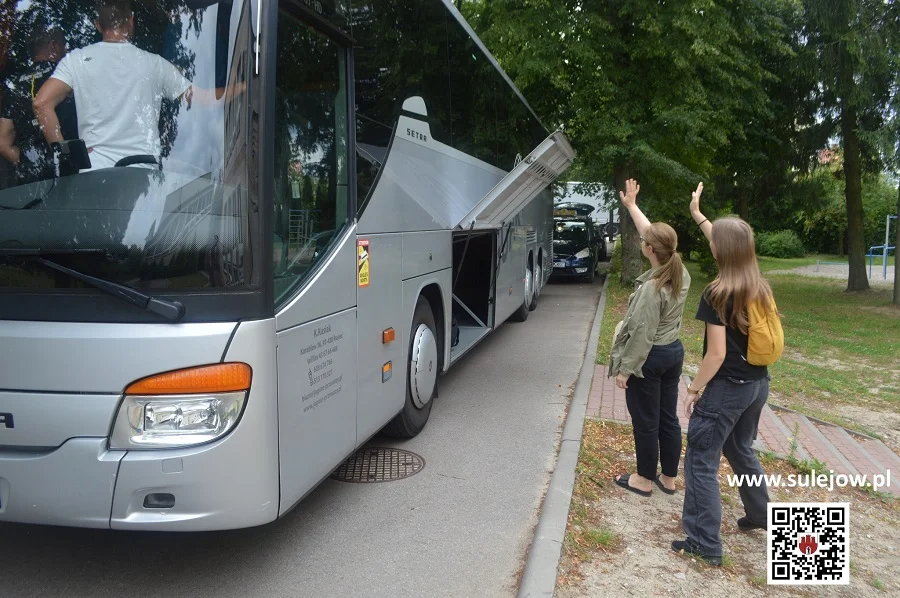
[0,0,573,530]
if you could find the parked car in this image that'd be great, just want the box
[551,216,602,282]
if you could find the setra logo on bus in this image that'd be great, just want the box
[0,412,13,428]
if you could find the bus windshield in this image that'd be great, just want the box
[0,0,250,293]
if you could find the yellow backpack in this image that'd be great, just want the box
[745,297,784,366]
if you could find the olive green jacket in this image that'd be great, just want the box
[608,265,691,378]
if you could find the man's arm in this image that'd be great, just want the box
[33,78,73,145]
[0,117,19,164]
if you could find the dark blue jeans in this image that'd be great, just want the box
[682,375,771,556]
[625,340,684,480]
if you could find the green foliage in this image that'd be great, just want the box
[756,230,806,258]
[800,170,899,254]
[461,0,899,292]
[463,0,811,270]
[692,250,719,279]
[609,238,622,277]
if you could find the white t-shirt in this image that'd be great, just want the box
[51,41,191,170]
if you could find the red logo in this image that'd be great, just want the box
[798,534,819,555]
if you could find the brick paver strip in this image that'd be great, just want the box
[757,407,791,455]
[767,408,810,462]
[778,412,854,475]
[859,437,900,473]
[805,420,860,477]
[820,426,884,478]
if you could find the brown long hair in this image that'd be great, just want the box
[706,217,774,333]
[643,222,684,295]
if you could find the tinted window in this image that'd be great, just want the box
[446,16,497,168]
[272,6,350,305]
[351,0,451,206]
[0,0,252,293]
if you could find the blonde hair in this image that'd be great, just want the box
[643,222,684,295]
[706,217,774,333]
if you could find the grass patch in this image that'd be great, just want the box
[562,420,631,578]
[595,277,632,365]
[583,527,618,549]
[872,577,886,591]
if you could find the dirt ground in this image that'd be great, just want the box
[557,420,899,598]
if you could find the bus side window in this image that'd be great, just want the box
[272,10,349,305]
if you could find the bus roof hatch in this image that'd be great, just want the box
[455,131,575,230]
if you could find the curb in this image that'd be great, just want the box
[517,275,609,598]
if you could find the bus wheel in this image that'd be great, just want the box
[384,296,437,438]
[510,264,532,322]
[529,261,540,311]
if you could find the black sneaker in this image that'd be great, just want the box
[671,539,723,566]
[737,517,766,531]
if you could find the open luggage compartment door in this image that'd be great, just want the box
[455,131,575,231]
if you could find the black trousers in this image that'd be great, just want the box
[624,340,684,480]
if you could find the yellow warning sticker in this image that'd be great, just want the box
[357,239,370,287]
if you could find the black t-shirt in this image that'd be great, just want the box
[1,60,78,184]
[696,291,768,381]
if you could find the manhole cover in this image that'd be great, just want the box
[330,447,425,483]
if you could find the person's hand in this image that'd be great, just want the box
[690,182,703,217]
[618,178,640,209]
[615,374,630,390]
[685,391,700,418]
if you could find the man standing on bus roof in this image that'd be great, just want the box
[32,0,194,171]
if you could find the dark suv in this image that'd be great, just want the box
[551,215,603,282]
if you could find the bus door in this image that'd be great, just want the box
[454,132,576,323]
[269,3,357,513]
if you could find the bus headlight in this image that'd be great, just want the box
[110,363,252,450]
[111,393,247,449]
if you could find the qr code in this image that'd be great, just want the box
[767,502,849,585]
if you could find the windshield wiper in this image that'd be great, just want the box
[0,248,107,256]
[2,250,185,321]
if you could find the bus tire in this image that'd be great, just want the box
[510,264,532,322]
[383,296,437,439]
[529,260,541,311]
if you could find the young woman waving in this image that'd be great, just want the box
[672,183,775,566]
[609,179,692,496]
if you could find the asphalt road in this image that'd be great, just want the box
[1,278,602,598]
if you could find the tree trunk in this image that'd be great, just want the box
[737,188,749,221]
[838,53,869,292]
[893,182,899,305]
[615,164,642,285]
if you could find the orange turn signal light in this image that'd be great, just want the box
[125,363,252,395]
[383,328,395,344]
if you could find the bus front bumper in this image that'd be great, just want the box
[0,436,279,531]
[0,438,124,528]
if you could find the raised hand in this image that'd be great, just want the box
[618,178,640,209]
[690,182,703,216]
